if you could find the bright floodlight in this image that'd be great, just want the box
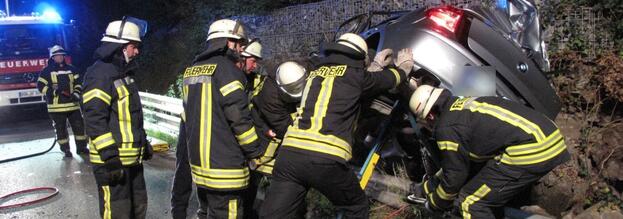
[41,9,62,21]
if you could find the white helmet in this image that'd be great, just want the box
[241,40,262,59]
[49,45,66,58]
[101,20,142,43]
[336,33,368,57]
[206,19,246,41]
[276,61,307,99]
[409,85,445,119]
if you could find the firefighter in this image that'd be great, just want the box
[259,33,413,218]
[81,17,153,218]
[37,45,88,157]
[408,85,570,218]
[242,61,309,219]
[181,19,262,218]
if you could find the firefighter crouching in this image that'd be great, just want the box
[81,17,153,218]
[182,19,263,218]
[260,33,413,218]
[251,61,308,175]
[244,60,308,218]
[37,45,88,157]
[409,85,570,218]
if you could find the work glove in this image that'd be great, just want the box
[142,140,153,161]
[104,157,125,185]
[395,48,414,75]
[367,49,393,72]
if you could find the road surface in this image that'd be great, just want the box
[0,104,200,218]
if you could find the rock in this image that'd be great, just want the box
[574,202,623,219]
[521,205,555,218]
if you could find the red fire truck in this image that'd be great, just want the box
[0,9,72,107]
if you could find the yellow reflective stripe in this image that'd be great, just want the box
[42,87,48,95]
[282,135,352,161]
[437,141,459,151]
[191,165,249,189]
[261,139,280,158]
[436,185,457,200]
[388,68,401,88]
[183,85,189,103]
[464,101,546,141]
[293,76,314,128]
[310,77,335,131]
[501,138,566,165]
[228,199,237,219]
[423,180,432,195]
[236,127,258,145]
[38,77,48,85]
[103,186,111,219]
[93,133,115,151]
[75,135,88,141]
[252,75,264,98]
[461,184,491,219]
[47,105,80,112]
[219,80,244,97]
[200,83,213,168]
[506,130,562,156]
[191,165,249,178]
[428,193,439,208]
[57,138,69,145]
[51,73,59,105]
[69,73,75,93]
[48,102,79,108]
[283,127,352,160]
[83,89,112,105]
[192,174,249,189]
[116,85,133,148]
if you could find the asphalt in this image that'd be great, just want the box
[0,104,199,218]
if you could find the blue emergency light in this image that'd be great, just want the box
[41,8,62,21]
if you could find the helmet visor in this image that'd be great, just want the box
[124,16,148,38]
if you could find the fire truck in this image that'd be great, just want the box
[0,8,73,107]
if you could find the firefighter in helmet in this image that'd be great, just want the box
[260,33,414,218]
[408,85,570,218]
[81,17,153,218]
[37,45,88,157]
[181,18,263,218]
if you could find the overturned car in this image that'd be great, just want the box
[338,0,562,215]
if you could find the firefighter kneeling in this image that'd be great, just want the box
[409,85,570,218]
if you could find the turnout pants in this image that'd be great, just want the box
[456,160,548,219]
[196,189,244,219]
[94,165,148,219]
[49,110,87,152]
[260,150,369,219]
[171,122,193,219]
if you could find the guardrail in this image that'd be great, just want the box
[139,92,183,136]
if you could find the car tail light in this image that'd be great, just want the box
[426,6,464,33]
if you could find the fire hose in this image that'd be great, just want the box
[0,138,60,210]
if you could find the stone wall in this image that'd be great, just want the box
[235,0,613,63]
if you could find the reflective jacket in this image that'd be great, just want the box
[281,53,404,163]
[81,43,149,167]
[250,71,299,175]
[182,45,262,191]
[425,95,570,209]
[37,59,82,113]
